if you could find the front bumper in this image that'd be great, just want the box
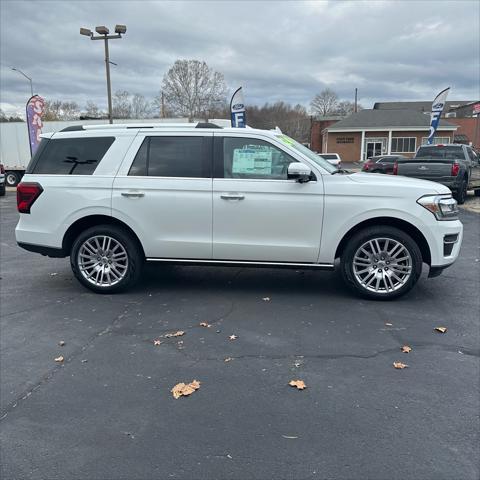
[426,219,463,270]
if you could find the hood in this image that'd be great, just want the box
[348,172,451,195]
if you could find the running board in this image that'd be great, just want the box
[146,258,334,270]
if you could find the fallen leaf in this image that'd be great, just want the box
[224,357,233,362]
[171,380,201,399]
[435,327,447,333]
[199,322,211,328]
[393,362,408,369]
[58,340,65,347]
[164,330,185,338]
[229,334,238,341]
[153,339,162,346]
[401,345,412,353]
[289,379,306,390]
[54,356,64,363]
[385,323,393,326]
[262,297,271,302]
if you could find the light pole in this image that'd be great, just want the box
[11,67,34,97]
[80,24,126,124]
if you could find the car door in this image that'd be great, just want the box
[112,131,213,259]
[212,133,324,263]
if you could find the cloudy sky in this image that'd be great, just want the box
[0,0,478,116]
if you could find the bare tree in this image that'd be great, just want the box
[247,102,310,143]
[61,102,80,120]
[43,100,63,121]
[162,60,226,121]
[310,88,338,116]
[0,109,23,122]
[42,100,79,121]
[112,90,132,119]
[334,100,363,116]
[84,101,102,118]
[131,93,151,119]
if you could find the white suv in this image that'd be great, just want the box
[15,122,463,299]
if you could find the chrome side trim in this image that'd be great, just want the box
[146,258,334,269]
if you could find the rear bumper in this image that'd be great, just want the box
[17,242,66,258]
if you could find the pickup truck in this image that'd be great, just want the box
[395,144,480,204]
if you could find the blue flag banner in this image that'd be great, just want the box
[427,87,450,145]
[230,87,246,128]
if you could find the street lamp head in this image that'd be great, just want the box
[95,25,109,35]
[114,24,127,34]
[80,27,92,36]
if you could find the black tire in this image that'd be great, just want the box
[453,178,468,205]
[474,189,480,197]
[340,225,423,300]
[70,224,144,294]
[5,171,21,187]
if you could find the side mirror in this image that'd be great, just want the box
[288,162,312,183]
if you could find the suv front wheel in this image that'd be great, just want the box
[340,226,422,300]
[71,225,143,293]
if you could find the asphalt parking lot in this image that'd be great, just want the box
[1,190,479,480]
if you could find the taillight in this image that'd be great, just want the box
[451,161,460,176]
[362,161,371,171]
[393,162,398,175]
[17,182,43,214]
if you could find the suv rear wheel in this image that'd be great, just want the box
[340,226,422,300]
[70,225,143,293]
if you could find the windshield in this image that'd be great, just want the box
[274,134,337,173]
[416,146,465,160]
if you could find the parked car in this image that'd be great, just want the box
[362,155,408,174]
[0,163,6,196]
[317,153,341,167]
[16,122,463,300]
[395,144,480,204]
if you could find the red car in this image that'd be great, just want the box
[361,155,408,174]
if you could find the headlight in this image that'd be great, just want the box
[417,194,458,221]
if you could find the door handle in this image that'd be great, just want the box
[220,193,245,200]
[121,191,145,198]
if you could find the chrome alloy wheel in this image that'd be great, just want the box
[77,235,129,287]
[352,237,412,294]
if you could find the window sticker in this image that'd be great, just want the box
[232,148,273,175]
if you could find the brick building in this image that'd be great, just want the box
[320,109,457,162]
[374,100,480,149]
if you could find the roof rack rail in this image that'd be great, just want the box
[60,125,85,132]
[60,121,224,132]
[195,122,223,129]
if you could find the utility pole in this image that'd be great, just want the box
[80,25,127,124]
[354,88,358,113]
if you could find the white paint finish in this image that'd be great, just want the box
[318,173,463,267]
[15,174,113,247]
[212,178,324,262]
[387,130,392,154]
[112,176,213,258]
[15,124,464,277]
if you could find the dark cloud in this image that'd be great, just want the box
[0,0,478,115]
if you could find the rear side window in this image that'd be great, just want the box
[321,154,338,160]
[416,146,465,160]
[128,136,210,178]
[29,137,114,175]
